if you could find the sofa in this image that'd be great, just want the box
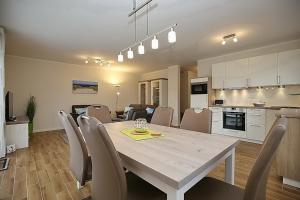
[119,104,157,122]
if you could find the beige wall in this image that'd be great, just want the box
[141,69,168,81]
[5,55,139,132]
[180,70,197,113]
[168,65,180,126]
[197,39,300,77]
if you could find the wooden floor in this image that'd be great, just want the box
[0,131,300,200]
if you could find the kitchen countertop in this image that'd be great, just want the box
[210,105,300,110]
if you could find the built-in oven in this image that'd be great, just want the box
[191,82,208,94]
[223,108,246,131]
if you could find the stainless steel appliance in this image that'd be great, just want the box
[223,108,246,131]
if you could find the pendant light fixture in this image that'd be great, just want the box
[152,35,159,49]
[138,42,145,54]
[117,0,178,62]
[118,52,124,62]
[168,27,176,43]
[127,48,134,59]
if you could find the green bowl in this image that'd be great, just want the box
[135,128,148,133]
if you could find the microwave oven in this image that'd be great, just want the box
[191,82,208,94]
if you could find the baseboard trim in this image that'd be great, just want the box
[33,128,64,133]
[283,177,300,189]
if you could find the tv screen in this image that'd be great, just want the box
[5,91,14,121]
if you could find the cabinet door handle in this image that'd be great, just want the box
[248,114,262,116]
[249,124,262,127]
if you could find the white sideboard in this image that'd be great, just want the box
[212,49,300,89]
[5,116,29,149]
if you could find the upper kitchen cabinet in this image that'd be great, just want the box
[248,53,278,87]
[225,58,249,88]
[278,49,300,85]
[212,62,226,89]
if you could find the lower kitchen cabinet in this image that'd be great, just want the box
[210,107,270,143]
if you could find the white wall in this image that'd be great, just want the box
[0,28,5,157]
[5,55,139,132]
[197,39,300,77]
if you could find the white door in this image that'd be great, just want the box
[0,28,5,158]
[212,62,226,89]
[248,53,278,87]
[225,58,249,88]
[278,49,300,85]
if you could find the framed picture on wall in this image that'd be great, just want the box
[72,80,98,94]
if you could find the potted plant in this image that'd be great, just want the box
[26,96,36,137]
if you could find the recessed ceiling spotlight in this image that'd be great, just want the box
[221,33,238,45]
[85,60,89,64]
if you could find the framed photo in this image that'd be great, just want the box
[72,80,98,94]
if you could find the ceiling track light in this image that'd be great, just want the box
[117,0,178,62]
[221,33,238,45]
[84,58,111,67]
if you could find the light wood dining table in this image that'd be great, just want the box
[104,121,240,200]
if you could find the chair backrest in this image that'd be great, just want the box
[58,111,89,185]
[87,105,112,123]
[78,116,127,200]
[150,107,173,127]
[180,108,212,133]
[243,117,288,200]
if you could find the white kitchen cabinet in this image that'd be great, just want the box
[278,49,300,85]
[212,63,226,89]
[210,107,223,134]
[225,58,249,88]
[246,109,266,142]
[248,53,278,87]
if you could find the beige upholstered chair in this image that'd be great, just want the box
[184,117,288,200]
[77,116,166,200]
[58,111,92,188]
[150,107,173,127]
[86,105,112,123]
[180,108,212,133]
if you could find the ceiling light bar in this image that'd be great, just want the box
[84,58,112,66]
[119,23,178,53]
[128,0,153,17]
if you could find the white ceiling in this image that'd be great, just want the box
[1,0,300,73]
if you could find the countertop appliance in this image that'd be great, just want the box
[214,99,224,105]
[223,107,246,131]
[190,77,209,109]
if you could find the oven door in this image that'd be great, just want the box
[191,83,208,94]
[223,112,246,131]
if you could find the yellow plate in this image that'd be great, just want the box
[134,128,148,133]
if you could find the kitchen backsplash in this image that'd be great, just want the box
[214,85,300,107]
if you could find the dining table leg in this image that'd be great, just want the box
[225,148,235,185]
[167,188,184,200]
